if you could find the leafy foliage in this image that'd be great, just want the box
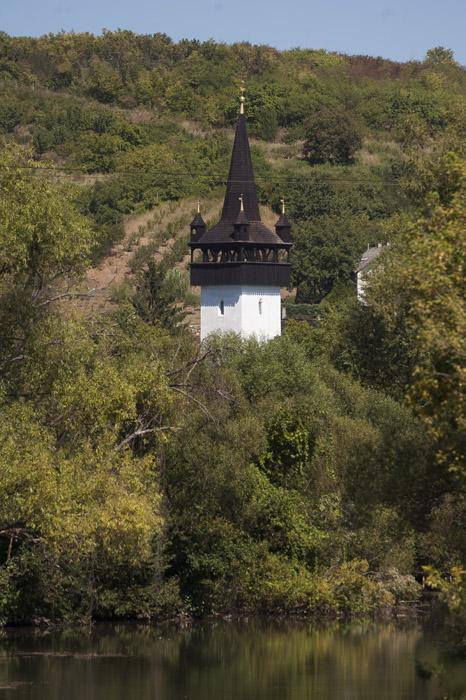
[0,145,92,287]
[368,154,466,479]
[133,260,187,331]
[303,109,363,165]
[424,565,466,654]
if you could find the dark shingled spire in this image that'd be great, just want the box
[233,196,250,241]
[221,114,261,222]
[189,91,291,247]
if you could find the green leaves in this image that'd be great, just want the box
[0,308,182,623]
[0,144,92,286]
[303,109,363,165]
[258,410,310,489]
[368,153,466,478]
[133,260,187,332]
[292,216,368,303]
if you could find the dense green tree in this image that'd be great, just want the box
[303,109,363,165]
[133,260,187,331]
[291,215,368,303]
[73,132,128,172]
[0,144,92,299]
[0,102,21,133]
[117,143,191,201]
[162,333,429,614]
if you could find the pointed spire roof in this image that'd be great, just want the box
[220,114,261,222]
[190,87,291,247]
[276,212,290,224]
[276,197,291,228]
[190,202,206,228]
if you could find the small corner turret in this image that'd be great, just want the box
[233,194,250,241]
[190,202,206,242]
[275,198,292,243]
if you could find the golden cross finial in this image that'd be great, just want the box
[280,197,286,214]
[240,80,245,115]
[238,193,244,212]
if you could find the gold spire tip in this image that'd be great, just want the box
[238,194,244,212]
[280,197,286,214]
[239,80,245,115]
[197,201,201,214]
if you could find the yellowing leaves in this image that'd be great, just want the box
[0,403,60,538]
[0,144,93,284]
[368,153,466,476]
[0,406,163,567]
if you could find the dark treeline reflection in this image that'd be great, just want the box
[0,621,465,699]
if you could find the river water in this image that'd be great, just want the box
[0,620,465,699]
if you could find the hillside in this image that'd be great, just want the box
[1,33,465,138]
[0,33,465,305]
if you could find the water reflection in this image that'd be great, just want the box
[0,620,464,699]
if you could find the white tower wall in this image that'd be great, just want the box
[200,285,281,341]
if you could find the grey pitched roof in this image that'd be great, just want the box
[355,245,386,273]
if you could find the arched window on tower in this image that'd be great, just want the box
[219,299,224,316]
[258,298,263,315]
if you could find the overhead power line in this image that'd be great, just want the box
[0,164,401,185]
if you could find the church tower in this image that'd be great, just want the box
[189,87,292,341]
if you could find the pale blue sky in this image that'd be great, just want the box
[1,0,465,65]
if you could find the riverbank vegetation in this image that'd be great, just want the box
[0,33,464,633]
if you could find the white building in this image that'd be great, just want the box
[189,91,292,341]
[200,285,282,341]
[355,244,386,303]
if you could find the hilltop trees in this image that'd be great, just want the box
[0,32,464,152]
[425,46,457,66]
